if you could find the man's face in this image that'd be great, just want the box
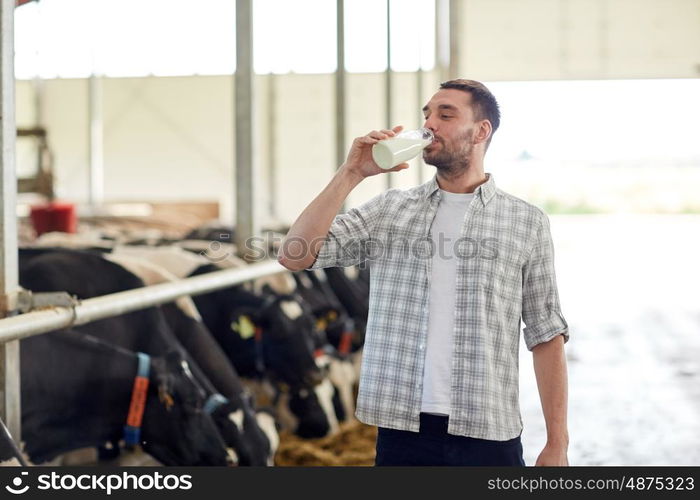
[421,88,478,173]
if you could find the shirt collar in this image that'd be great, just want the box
[423,172,497,207]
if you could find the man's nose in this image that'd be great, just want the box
[423,116,436,133]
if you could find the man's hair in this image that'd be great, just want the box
[439,79,500,149]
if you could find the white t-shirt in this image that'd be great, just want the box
[420,189,475,416]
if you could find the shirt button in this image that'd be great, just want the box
[418,344,425,350]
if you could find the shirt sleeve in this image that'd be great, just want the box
[521,211,570,351]
[307,191,387,270]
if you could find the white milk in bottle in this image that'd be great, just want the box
[372,128,434,170]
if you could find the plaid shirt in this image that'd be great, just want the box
[309,172,569,440]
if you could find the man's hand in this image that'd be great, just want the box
[535,442,569,466]
[343,125,410,179]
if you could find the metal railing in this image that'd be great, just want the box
[0,259,285,343]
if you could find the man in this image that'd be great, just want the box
[278,79,570,466]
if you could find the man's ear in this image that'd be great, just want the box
[474,120,492,146]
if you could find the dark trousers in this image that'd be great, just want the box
[375,413,526,466]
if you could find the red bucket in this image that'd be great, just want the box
[30,202,77,236]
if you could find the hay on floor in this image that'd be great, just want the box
[274,420,377,466]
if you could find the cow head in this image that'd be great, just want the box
[240,289,340,438]
[142,351,230,466]
[286,379,339,438]
[292,271,361,357]
[194,276,339,440]
[258,290,324,386]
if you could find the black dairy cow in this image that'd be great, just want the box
[18,248,273,465]
[189,264,338,438]
[19,328,229,465]
[323,266,369,350]
[289,271,364,422]
[292,270,362,357]
[160,301,277,465]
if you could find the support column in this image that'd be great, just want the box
[0,0,21,441]
[88,74,104,207]
[234,0,257,259]
[336,0,348,212]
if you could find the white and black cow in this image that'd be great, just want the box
[105,253,279,465]
[290,270,362,423]
[19,328,230,465]
[110,244,340,439]
[188,264,339,438]
[323,266,369,343]
[18,247,275,466]
[293,270,364,357]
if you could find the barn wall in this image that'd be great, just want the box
[15,71,440,227]
[454,0,700,80]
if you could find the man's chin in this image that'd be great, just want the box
[423,153,444,168]
[422,151,438,166]
[424,156,459,173]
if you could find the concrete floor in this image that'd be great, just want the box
[519,214,700,465]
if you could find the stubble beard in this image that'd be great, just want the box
[423,132,474,180]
